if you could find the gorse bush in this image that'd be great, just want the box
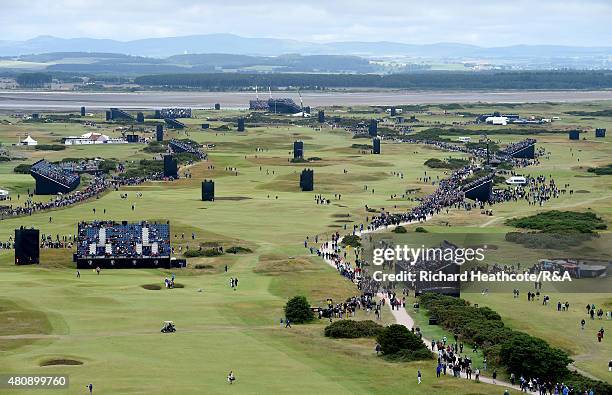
[284,296,314,324]
[505,210,606,234]
[418,293,610,393]
[324,320,383,338]
[376,324,431,360]
[184,249,223,258]
[226,246,252,254]
[341,234,361,248]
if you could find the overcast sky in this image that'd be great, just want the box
[1,0,610,46]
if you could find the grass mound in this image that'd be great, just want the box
[40,358,83,366]
[0,299,53,352]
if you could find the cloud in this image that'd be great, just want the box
[0,0,610,46]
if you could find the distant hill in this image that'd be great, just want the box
[0,34,610,59]
[0,52,378,75]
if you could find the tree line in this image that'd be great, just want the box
[133,71,612,90]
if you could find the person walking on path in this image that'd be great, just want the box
[417,369,422,384]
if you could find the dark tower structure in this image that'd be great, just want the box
[293,141,304,159]
[569,130,580,140]
[390,108,397,116]
[80,106,86,116]
[202,180,215,201]
[300,169,314,191]
[154,110,162,119]
[595,128,606,138]
[163,155,178,178]
[237,118,245,132]
[318,110,325,123]
[156,124,164,142]
[368,119,378,137]
[105,110,111,121]
[214,103,221,110]
[372,137,381,154]
[15,228,40,265]
[136,112,145,123]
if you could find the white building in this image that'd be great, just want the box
[485,116,508,126]
[63,132,126,145]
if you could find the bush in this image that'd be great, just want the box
[341,234,361,248]
[35,144,65,151]
[376,324,428,356]
[392,226,407,233]
[143,141,166,153]
[500,332,571,381]
[424,158,468,169]
[324,320,383,338]
[505,210,606,234]
[226,246,252,254]
[418,292,584,386]
[13,164,32,174]
[587,164,612,175]
[415,227,428,233]
[284,296,314,324]
[184,249,223,258]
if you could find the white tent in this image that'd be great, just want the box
[0,189,9,200]
[21,135,38,146]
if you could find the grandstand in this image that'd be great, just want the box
[30,159,80,195]
[160,108,192,119]
[168,139,206,160]
[462,174,494,202]
[249,98,301,114]
[165,118,186,129]
[107,108,134,121]
[498,138,536,159]
[76,221,171,268]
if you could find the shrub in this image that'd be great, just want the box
[184,249,223,258]
[392,226,407,233]
[424,157,468,169]
[13,163,32,174]
[226,246,252,254]
[324,320,383,338]
[418,293,588,386]
[284,296,314,324]
[500,332,571,381]
[35,144,65,151]
[587,164,612,175]
[376,324,428,356]
[415,227,428,233]
[341,234,361,248]
[143,141,166,153]
[505,210,606,234]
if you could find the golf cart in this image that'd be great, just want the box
[161,321,176,333]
